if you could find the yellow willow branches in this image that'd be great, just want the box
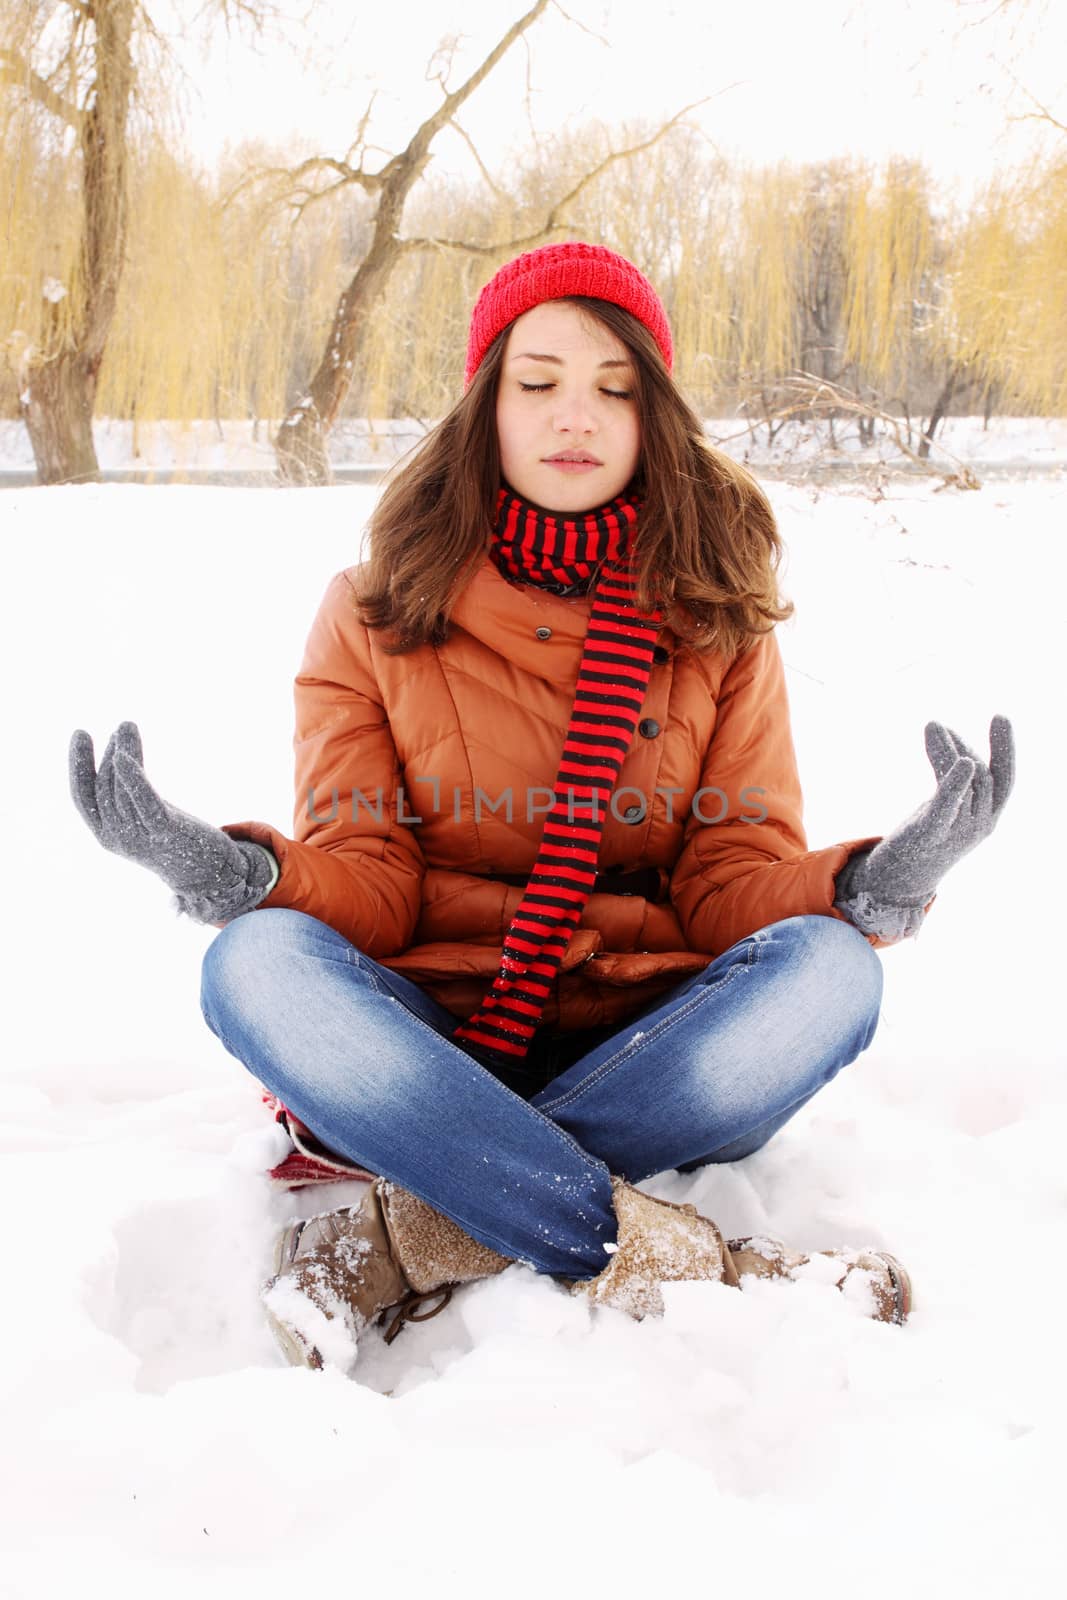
[2,105,1063,425]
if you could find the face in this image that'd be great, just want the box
[495,300,642,513]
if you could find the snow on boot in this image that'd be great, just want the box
[569,1176,741,1320]
[726,1234,913,1325]
[570,1178,912,1328]
[262,1179,511,1371]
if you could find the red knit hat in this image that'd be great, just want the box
[464,240,673,387]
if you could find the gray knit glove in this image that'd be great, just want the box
[834,715,1015,941]
[69,720,278,923]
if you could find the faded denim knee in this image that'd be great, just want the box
[200,907,345,1046]
[772,913,884,1046]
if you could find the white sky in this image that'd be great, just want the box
[166,0,1065,201]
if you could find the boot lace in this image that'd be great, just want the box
[377,1285,454,1346]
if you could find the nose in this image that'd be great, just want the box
[551,387,598,436]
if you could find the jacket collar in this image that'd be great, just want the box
[449,554,674,681]
[450,554,588,681]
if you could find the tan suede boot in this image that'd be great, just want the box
[261,1179,511,1370]
[569,1177,741,1320]
[726,1234,913,1325]
[571,1178,911,1327]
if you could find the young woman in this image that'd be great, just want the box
[70,242,1014,1370]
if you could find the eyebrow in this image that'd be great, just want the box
[508,352,633,369]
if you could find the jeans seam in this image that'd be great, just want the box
[536,936,763,1117]
[207,971,611,1200]
[277,947,612,1183]
[406,1004,613,1177]
[349,948,391,995]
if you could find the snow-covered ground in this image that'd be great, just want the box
[1,468,1063,1596]
[2,414,1065,473]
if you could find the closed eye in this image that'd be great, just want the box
[518,382,633,399]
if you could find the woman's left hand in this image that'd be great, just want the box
[836,714,1015,911]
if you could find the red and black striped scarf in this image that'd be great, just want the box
[452,485,663,1070]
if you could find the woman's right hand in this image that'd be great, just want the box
[69,720,277,922]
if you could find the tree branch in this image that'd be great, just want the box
[0,49,84,129]
[381,0,551,181]
[286,174,367,225]
[447,118,510,201]
[342,88,380,171]
[219,152,383,212]
[1000,62,1067,136]
[1008,98,1067,135]
[955,0,1017,31]
[396,95,717,259]
[195,0,286,38]
[224,3,551,219]
[549,2,609,46]
[731,368,983,489]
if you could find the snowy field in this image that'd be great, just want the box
[1,463,1064,1596]
[2,414,1066,474]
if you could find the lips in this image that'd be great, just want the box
[544,452,602,464]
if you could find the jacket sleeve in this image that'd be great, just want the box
[669,628,890,954]
[221,570,424,958]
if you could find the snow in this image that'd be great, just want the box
[1,458,1064,1596]
[1,414,1066,473]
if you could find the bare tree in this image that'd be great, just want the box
[0,0,284,484]
[729,369,982,490]
[248,2,711,484]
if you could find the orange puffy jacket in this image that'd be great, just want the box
[224,557,889,1032]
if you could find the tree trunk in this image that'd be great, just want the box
[21,350,100,484]
[17,0,134,485]
[919,368,958,459]
[274,398,334,485]
[274,199,409,486]
[983,381,998,429]
[920,362,982,459]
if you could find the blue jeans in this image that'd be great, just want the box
[200,909,882,1280]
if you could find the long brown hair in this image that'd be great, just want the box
[353,296,793,657]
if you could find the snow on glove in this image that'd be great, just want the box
[834,714,1015,941]
[69,719,278,923]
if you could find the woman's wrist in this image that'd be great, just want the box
[172,840,279,925]
[834,886,928,943]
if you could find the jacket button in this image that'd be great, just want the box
[535,626,552,641]
[652,645,669,665]
[622,804,645,824]
[638,718,660,739]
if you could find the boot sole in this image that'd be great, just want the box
[869,1251,913,1325]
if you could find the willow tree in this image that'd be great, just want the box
[0,0,282,484]
[243,0,711,485]
[1,0,135,483]
[91,136,366,446]
[704,158,942,436]
[305,119,727,427]
[505,118,736,414]
[841,159,934,378]
[221,0,541,484]
[838,156,948,443]
[927,158,1067,438]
